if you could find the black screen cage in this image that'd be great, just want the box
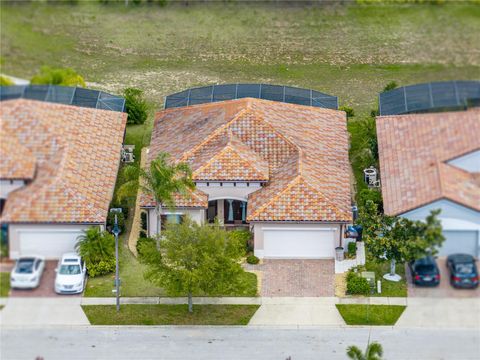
[164,84,338,110]
[0,85,126,112]
[379,81,480,116]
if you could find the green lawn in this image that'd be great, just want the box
[0,272,10,297]
[2,3,478,116]
[336,304,406,326]
[82,304,259,325]
[366,261,407,297]
[84,243,258,297]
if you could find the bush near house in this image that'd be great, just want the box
[346,268,370,296]
[136,236,156,260]
[228,228,253,254]
[347,241,357,258]
[76,227,115,277]
[124,87,148,125]
[246,255,259,265]
[339,105,355,118]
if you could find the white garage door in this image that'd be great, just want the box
[439,231,479,257]
[19,230,84,259]
[263,229,336,259]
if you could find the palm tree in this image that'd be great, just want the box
[117,151,195,236]
[346,342,383,360]
[75,227,114,264]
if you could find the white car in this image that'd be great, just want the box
[10,255,45,289]
[54,253,87,294]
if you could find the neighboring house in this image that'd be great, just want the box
[0,97,127,259]
[376,108,480,258]
[140,97,352,259]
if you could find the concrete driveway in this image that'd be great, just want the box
[0,297,89,326]
[248,297,344,326]
[407,258,480,298]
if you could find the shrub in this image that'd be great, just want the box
[346,271,370,296]
[339,105,355,118]
[348,242,357,257]
[228,229,252,254]
[246,255,259,265]
[30,66,86,87]
[358,188,383,213]
[76,227,115,278]
[107,211,126,234]
[0,76,13,86]
[383,81,398,92]
[124,87,148,125]
[137,236,156,260]
[87,258,115,277]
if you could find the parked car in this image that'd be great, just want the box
[54,253,87,294]
[10,255,45,289]
[447,254,479,289]
[409,256,440,286]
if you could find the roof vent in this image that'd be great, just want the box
[363,167,380,188]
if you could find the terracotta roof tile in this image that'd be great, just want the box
[377,109,480,215]
[142,98,351,222]
[0,99,127,223]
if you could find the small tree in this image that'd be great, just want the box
[142,217,247,312]
[358,200,444,281]
[347,342,383,360]
[123,87,148,125]
[30,66,86,87]
[75,227,115,277]
[117,152,195,237]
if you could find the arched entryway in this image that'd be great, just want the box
[207,199,247,225]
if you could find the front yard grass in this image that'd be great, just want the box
[336,304,406,326]
[0,272,10,297]
[365,261,407,297]
[82,304,259,325]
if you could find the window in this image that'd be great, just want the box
[59,265,81,275]
[161,214,185,230]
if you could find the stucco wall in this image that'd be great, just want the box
[252,222,343,258]
[147,208,206,236]
[195,182,261,201]
[0,180,26,198]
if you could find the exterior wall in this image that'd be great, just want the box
[401,199,480,256]
[0,180,26,199]
[8,223,94,259]
[447,149,480,173]
[147,208,206,237]
[195,182,261,201]
[252,222,343,258]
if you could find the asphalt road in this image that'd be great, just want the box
[1,326,479,360]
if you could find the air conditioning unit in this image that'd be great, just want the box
[121,145,135,163]
[363,167,380,188]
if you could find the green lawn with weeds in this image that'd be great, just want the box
[336,304,406,326]
[366,261,407,297]
[2,3,478,116]
[0,272,10,297]
[82,304,259,325]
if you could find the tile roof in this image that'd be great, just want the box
[142,98,352,222]
[0,126,36,180]
[376,109,480,215]
[0,99,127,223]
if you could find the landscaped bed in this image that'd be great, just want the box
[82,304,260,325]
[336,304,406,326]
[0,272,10,297]
[365,261,407,298]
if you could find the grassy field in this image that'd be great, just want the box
[82,304,259,325]
[336,304,406,325]
[1,2,479,116]
[0,272,10,297]
[366,261,408,297]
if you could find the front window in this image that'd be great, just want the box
[59,265,81,275]
[16,258,35,274]
[161,214,184,230]
[455,263,474,274]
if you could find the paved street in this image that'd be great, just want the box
[1,326,479,360]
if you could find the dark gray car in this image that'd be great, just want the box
[447,254,479,289]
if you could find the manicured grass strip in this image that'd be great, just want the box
[82,304,260,325]
[366,261,407,298]
[336,304,406,326]
[0,272,10,297]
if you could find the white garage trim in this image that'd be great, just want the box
[262,228,336,259]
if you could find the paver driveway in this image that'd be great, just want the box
[407,258,480,298]
[259,259,334,297]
